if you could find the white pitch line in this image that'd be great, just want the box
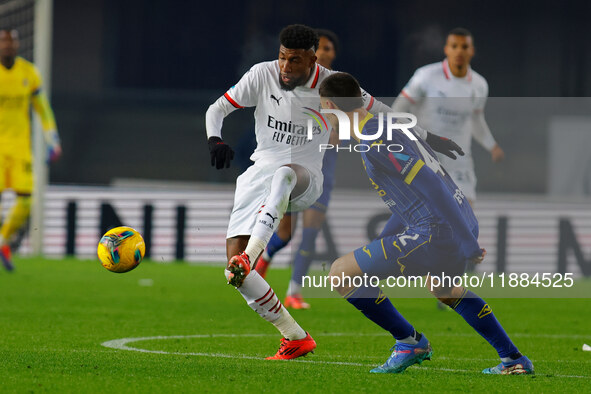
[100,333,591,379]
[101,338,369,367]
[102,331,591,340]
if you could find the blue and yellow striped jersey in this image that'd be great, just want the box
[359,113,480,257]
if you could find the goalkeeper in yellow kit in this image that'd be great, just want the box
[0,29,61,270]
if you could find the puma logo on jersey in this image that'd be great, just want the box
[362,246,371,258]
[270,95,282,105]
[265,212,278,223]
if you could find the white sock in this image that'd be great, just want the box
[286,280,302,297]
[398,330,420,345]
[273,308,307,341]
[398,336,419,345]
[226,269,306,340]
[244,167,296,262]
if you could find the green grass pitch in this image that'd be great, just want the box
[1,257,590,392]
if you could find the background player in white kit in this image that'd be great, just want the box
[392,27,504,204]
[205,24,395,360]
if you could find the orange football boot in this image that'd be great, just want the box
[254,255,270,278]
[266,332,316,360]
[226,252,251,287]
[284,294,310,309]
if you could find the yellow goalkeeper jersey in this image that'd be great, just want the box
[0,57,43,159]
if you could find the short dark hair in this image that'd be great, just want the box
[319,72,363,112]
[279,24,319,51]
[448,27,472,38]
[315,28,339,53]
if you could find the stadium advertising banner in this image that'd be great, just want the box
[8,185,589,278]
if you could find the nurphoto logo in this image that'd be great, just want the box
[305,110,418,152]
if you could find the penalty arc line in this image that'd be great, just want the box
[100,333,591,379]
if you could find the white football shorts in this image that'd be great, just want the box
[226,164,323,238]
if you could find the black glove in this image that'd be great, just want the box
[208,137,234,169]
[425,132,464,159]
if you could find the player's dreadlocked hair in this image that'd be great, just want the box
[315,28,339,53]
[319,72,363,112]
[279,24,319,51]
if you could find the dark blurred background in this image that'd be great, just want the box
[48,0,591,192]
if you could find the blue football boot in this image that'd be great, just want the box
[370,334,432,374]
[482,355,534,375]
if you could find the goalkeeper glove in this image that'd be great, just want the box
[208,137,234,169]
[426,132,464,159]
[45,130,62,163]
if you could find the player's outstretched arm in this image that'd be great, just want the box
[393,67,425,110]
[390,70,431,140]
[31,91,61,162]
[205,65,261,169]
[393,93,465,159]
[205,97,238,169]
[205,96,239,140]
[363,91,429,140]
[392,90,460,154]
[391,94,413,113]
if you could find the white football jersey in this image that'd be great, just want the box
[399,59,492,160]
[207,60,379,178]
[394,59,496,201]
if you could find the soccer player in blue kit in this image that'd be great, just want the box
[319,72,534,375]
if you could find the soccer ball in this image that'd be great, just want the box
[97,226,145,273]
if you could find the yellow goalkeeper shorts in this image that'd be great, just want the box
[0,154,34,194]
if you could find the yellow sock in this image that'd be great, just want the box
[0,196,31,244]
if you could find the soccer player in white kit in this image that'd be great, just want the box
[392,28,504,204]
[205,24,391,360]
